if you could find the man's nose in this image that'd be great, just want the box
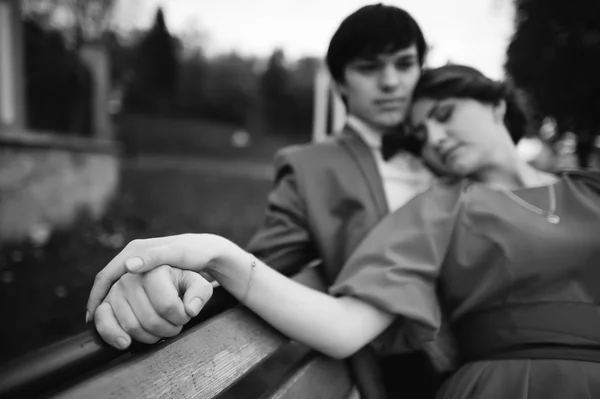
[378,65,400,91]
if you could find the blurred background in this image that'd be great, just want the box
[0,0,599,365]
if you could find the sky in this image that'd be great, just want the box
[113,0,515,79]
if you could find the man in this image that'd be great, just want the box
[88,4,438,398]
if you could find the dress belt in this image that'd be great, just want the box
[453,302,600,363]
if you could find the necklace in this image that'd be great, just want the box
[501,183,560,224]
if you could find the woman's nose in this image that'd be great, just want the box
[425,120,447,146]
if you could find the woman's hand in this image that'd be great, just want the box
[86,233,238,324]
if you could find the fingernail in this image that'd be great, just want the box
[125,257,144,272]
[85,311,90,324]
[188,297,203,317]
[116,337,130,350]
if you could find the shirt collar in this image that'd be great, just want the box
[346,115,385,149]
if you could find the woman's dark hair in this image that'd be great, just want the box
[413,64,530,143]
[326,4,427,84]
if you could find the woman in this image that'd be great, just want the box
[331,65,600,398]
[89,65,600,398]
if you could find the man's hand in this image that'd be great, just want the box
[94,265,213,350]
[86,234,229,323]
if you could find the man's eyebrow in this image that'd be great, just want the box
[351,52,417,64]
[376,53,417,63]
[395,53,417,60]
[350,57,380,63]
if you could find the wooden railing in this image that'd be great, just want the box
[0,267,357,399]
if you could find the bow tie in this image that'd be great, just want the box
[380,124,428,161]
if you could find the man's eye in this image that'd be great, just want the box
[396,61,415,71]
[355,64,379,73]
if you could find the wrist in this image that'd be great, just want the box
[203,234,247,276]
[203,236,255,299]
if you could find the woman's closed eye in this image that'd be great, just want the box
[428,103,455,123]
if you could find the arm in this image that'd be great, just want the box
[86,153,316,320]
[86,154,322,350]
[97,234,394,359]
[210,244,394,359]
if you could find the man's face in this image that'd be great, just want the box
[337,45,420,132]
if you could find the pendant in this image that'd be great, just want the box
[546,213,560,224]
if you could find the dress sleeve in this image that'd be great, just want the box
[330,180,465,354]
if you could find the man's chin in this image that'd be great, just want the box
[374,114,405,129]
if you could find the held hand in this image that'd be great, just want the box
[95,265,214,350]
[86,233,234,323]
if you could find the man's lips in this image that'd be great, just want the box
[373,98,407,109]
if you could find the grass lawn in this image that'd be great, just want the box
[118,114,308,161]
[0,165,273,364]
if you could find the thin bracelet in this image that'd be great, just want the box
[242,254,257,304]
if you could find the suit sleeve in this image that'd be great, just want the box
[246,151,319,277]
[248,149,393,399]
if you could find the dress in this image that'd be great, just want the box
[330,170,600,399]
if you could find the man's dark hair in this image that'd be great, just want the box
[326,3,427,83]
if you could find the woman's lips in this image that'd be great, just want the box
[437,142,462,165]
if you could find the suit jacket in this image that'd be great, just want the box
[246,125,436,399]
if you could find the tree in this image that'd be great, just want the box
[257,50,317,137]
[22,0,117,47]
[177,53,259,125]
[259,49,293,131]
[286,57,319,137]
[124,8,179,113]
[23,19,93,135]
[505,0,600,167]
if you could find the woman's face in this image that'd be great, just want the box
[409,97,510,178]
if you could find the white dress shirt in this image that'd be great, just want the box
[347,115,434,212]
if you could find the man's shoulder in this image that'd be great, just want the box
[274,136,349,167]
[277,136,345,158]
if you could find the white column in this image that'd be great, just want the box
[0,0,24,133]
[330,89,346,135]
[311,62,348,142]
[80,44,113,140]
[312,62,330,143]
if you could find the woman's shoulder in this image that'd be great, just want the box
[385,176,469,224]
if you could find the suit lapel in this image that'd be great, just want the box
[339,125,389,218]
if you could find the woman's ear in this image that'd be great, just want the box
[493,100,507,122]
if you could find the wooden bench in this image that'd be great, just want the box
[0,267,358,399]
